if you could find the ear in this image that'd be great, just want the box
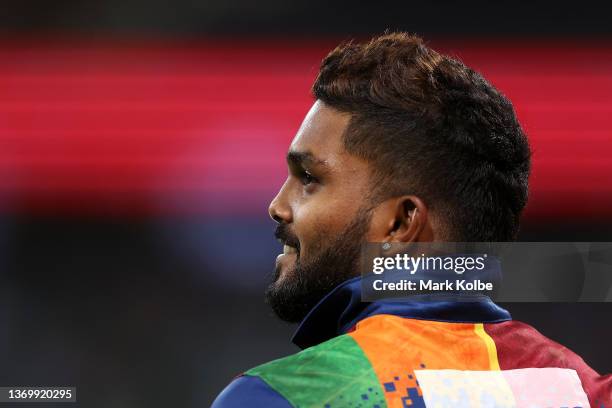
[367,195,433,243]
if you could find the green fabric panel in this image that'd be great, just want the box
[246,334,386,408]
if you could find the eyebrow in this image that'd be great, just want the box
[286,150,329,168]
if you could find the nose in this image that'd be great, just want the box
[268,181,292,224]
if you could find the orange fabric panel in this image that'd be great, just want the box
[349,315,493,408]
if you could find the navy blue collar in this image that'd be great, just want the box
[292,276,511,349]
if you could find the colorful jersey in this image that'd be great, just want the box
[213,277,611,407]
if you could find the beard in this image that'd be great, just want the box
[265,207,372,323]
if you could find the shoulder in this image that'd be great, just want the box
[211,375,292,408]
[213,334,383,408]
[486,319,612,407]
[485,320,597,368]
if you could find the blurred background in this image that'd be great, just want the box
[0,1,611,407]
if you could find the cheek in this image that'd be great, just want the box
[293,196,359,253]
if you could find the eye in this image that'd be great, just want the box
[300,170,317,186]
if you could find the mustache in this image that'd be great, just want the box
[274,223,300,251]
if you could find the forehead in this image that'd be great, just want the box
[289,101,351,163]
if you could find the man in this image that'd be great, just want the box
[213,33,611,407]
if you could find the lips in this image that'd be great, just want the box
[275,224,300,256]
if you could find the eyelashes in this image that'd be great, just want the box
[300,170,318,186]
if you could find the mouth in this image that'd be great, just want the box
[283,244,298,255]
[276,238,300,273]
[276,233,300,254]
[275,242,298,279]
[274,224,300,268]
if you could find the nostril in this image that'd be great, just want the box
[269,198,290,224]
[268,205,284,224]
[268,187,292,224]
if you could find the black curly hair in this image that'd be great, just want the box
[312,32,531,241]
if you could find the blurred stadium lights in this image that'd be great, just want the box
[0,41,610,222]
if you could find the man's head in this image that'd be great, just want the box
[266,32,531,322]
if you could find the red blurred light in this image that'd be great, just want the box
[0,40,610,219]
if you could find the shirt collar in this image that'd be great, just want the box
[292,276,511,349]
